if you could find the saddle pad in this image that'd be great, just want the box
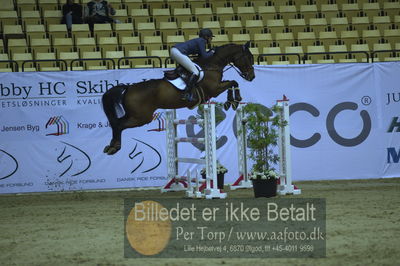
[166,77,186,90]
[166,63,205,90]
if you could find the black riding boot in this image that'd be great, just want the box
[182,73,199,101]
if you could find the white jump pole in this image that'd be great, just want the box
[230,103,252,190]
[276,97,301,195]
[162,103,227,199]
[162,109,188,192]
[203,103,226,199]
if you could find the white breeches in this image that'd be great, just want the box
[170,47,200,76]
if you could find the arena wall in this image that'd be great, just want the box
[0,62,399,193]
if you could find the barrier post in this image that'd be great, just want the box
[230,103,252,190]
[203,103,226,199]
[162,103,227,199]
[162,109,188,192]
[276,97,301,195]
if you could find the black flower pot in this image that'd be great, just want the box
[201,173,225,189]
[252,178,277,198]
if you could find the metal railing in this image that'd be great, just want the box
[70,58,115,70]
[21,59,68,71]
[0,60,19,72]
[302,51,370,63]
[257,53,302,64]
[68,56,163,70]
[2,52,399,72]
[371,49,400,62]
[164,57,175,68]
[117,56,162,69]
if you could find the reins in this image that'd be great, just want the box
[197,44,253,79]
[225,63,247,80]
[223,51,253,80]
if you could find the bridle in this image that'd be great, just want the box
[224,50,254,80]
[203,44,254,80]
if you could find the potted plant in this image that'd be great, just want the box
[249,169,279,198]
[243,103,286,198]
[200,160,227,190]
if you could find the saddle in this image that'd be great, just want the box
[164,66,209,107]
[163,66,191,81]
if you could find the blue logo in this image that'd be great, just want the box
[387,147,400,163]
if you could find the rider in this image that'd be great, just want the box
[170,28,215,101]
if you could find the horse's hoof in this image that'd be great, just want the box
[103,145,110,153]
[107,149,116,155]
[104,145,120,155]
[234,96,242,102]
[107,144,121,155]
[232,101,239,111]
[224,101,231,111]
[107,147,117,155]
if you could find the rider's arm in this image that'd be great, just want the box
[196,38,213,58]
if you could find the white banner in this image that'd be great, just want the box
[374,62,400,178]
[0,62,399,194]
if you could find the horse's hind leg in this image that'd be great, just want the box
[103,121,123,155]
[102,85,127,155]
[104,115,153,155]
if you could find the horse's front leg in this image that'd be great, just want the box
[214,80,242,111]
[215,80,239,95]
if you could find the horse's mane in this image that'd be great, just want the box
[214,43,239,54]
[195,43,246,68]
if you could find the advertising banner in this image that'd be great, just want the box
[374,62,400,178]
[0,62,399,194]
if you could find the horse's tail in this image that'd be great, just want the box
[102,85,128,127]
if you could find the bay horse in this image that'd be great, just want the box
[102,42,255,155]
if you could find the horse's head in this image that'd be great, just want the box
[214,42,255,81]
[232,42,255,81]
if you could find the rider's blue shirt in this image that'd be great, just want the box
[174,38,213,58]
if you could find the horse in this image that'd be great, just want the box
[102,42,255,155]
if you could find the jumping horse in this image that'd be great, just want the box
[102,42,255,155]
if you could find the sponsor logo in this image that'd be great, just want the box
[76,80,123,94]
[0,149,18,180]
[0,82,67,108]
[1,124,40,133]
[55,141,91,177]
[387,117,400,133]
[0,80,133,108]
[387,147,400,163]
[128,138,162,174]
[290,101,372,148]
[45,141,93,191]
[75,80,134,106]
[385,92,400,105]
[0,82,66,99]
[45,116,69,136]
[148,112,166,132]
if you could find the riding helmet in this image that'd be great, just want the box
[199,28,214,38]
